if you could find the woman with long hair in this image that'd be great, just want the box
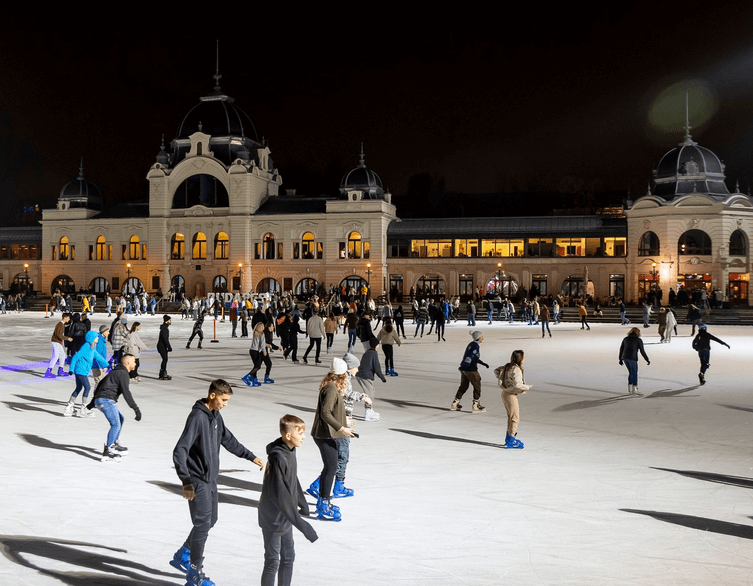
[310,360,356,521]
[495,350,530,449]
[242,322,270,387]
[125,321,148,382]
[377,318,401,376]
[618,327,650,395]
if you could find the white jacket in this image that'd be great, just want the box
[494,364,530,395]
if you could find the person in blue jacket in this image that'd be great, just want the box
[64,330,104,418]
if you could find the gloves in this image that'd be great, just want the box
[619,360,623,366]
[646,361,650,366]
[134,409,142,421]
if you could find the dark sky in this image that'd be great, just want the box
[3,6,753,222]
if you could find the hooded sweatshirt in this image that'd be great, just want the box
[70,331,104,376]
[257,437,318,542]
[173,399,258,486]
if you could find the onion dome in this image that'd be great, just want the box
[339,145,385,200]
[59,161,103,210]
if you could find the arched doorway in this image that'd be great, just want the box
[485,275,518,298]
[51,275,75,295]
[212,275,227,293]
[415,275,446,299]
[295,278,319,300]
[123,277,144,296]
[89,277,110,294]
[256,278,282,295]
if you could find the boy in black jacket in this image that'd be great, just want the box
[259,414,318,586]
[171,379,263,586]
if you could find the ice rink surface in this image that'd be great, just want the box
[0,311,751,586]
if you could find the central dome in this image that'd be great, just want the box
[339,147,385,200]
[652,133,729,199]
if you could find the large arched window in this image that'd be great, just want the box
[89,277,110,293]
[193,232,207,260]
[171,233,185,260]
[212,275,227,293]
[59,237,70,261]
[348,232,362,259]
[257,278,282,294]
[638,231,659,256]
[129,235,140,260]
[302,232,315,259]
[51,275,75,294]
[96,235,107,260]
[214,232,229,260]
[263,233,276,260]
[295,278,319,299]
[172,174,230,209]
[678,230,711,255]
[729,230,747,256]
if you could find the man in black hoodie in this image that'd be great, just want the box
[171,379,263,586]
[259,414,318,586]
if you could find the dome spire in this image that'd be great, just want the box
[359,143,366,168]
[680,89,696,146]
[78,157,84,179]
[213,39,222,92]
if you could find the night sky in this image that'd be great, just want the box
[3,7,753,224]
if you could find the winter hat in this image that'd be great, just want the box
[330,357,347,375]
[699,323,707,331]
[99,325,109,334]
[470,330,483,341]
[343,353,360,369]
[369,337,380,349]
[163,314,172,322]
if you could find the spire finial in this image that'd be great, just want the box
[213,39,222,91]
[359,143,365,168]
[78,157,84,178]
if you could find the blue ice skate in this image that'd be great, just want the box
[505,433,524,449]
[169,546,190,573]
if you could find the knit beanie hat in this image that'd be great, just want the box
[330,357,347,375]
[343,353,360,369]
[163,314,172,322]
[470,330,483,341]
[99,325,109,334]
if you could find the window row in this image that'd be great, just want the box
[638,229,748,257]
[253,231,370,261]
[0,244,40,260]
[390,237,627,258]
[53,236,148,261]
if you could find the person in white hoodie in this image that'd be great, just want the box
[495,350,531,449]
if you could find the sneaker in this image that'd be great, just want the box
[332,479,354,498]
[101,445,122,462]
[186,564,215,586]
[450,399,462,411]
[364,408,380,422]
[169,546,191,573]
[316,497,342,522]
[111,441,129,455]
[63,402,75,417]
[472,401,487,413]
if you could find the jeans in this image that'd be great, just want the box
[335,436,350,481]
[95,397,124,446]
[72,374,91,399]
[698,349,710,374]
[624,359,638,386]
[348,328,357,349]
[414,321,425,337]
[468,313,476,326]
[541,321,551,336]
[261,528,295,586]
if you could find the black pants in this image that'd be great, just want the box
[383,344,394,370]
[261,528,295,586]
[395,320,405,337]
[313,437,338,499]
[185,479,218,567]
[303,337,322,361]
[188,330,203,346]
[158,345,169,374]
[249,350,272,377]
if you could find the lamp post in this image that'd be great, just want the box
[23,263,29,293]
[365,263,373,299]
[238,263,243,292]
[497,262,502,295]
[126,263,132,294]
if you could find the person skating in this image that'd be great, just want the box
[450,331,489,413]
[495,350,531,449]
[310,359,356,521]
[302,310,325,364]
[171,379,263,585]
[578,303,590,330]
[258,414,318,586]
[64,330,103,417]
[377,318,401,376]
[540,299,552,337]
[618,327,650,396]
[356,309,374,352]
[186,310,207,349]
[91,354,141,461]
[243,323,271,386]
[355,337,387,421]
[157,315,173,380]
[691,324,730,385]
[46,312,72,378]
[124,321,148,382]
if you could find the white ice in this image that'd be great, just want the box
[0,312,751,586]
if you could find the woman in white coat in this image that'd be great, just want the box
[495,350,530,449]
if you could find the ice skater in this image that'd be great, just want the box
[691,324,730,385]
[157,315,173,380]
[495,350,531,449]
[618,327,650,396]
[63,330,103,417]
[450,331,489,413]
[45,312,72,378]
[540,299,551,337]
[258,414,318,586]
[354,338,387,421]
[186,310,207,349]
[171,379,263,586]
[578,303,590,330]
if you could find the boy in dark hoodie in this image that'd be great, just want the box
[259,414,318,586]
[171,379,263,586]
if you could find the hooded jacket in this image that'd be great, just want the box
[173,399,257,486]
[257,437,318,542]
[70,331,104,376]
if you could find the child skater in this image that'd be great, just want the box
[258,414,318,586]
[495,350,531,449]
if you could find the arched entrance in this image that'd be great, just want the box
[485,275,518,298]
[123,277,144,296]
[212,275,227,293]
[257,278,282,295]
[51,275,75,295]
[295,278,319,300]
[89,277,110,294]
[415,275,445,299]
